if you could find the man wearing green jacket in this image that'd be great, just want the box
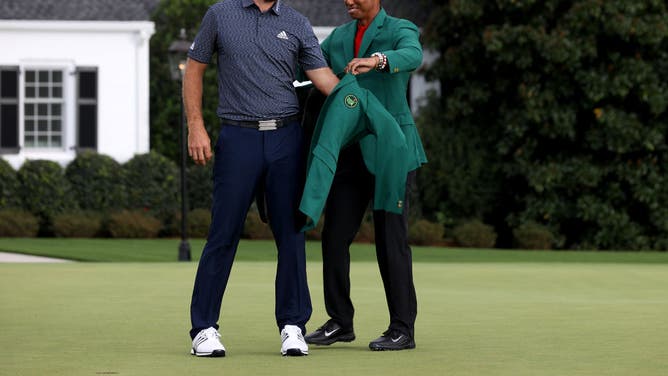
[304,0,427,351]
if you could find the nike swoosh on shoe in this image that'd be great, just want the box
[324,328,339,337]
[391,335,404,343]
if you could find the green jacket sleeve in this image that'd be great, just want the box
[382,20,423,75]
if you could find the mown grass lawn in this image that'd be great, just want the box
[1,239,667,375]
[0,262,666,376]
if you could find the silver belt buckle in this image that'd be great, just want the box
[258,119,278,131]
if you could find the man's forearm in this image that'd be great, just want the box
[183,59,206,128]
[182,58,212,165]
[305,67,340,96]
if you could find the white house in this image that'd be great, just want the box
[0,0,158,169]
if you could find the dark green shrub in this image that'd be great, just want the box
[65,151,126,212]
[453,220,497,248]
[107,210,162,238]
[409,219,444,246]
[0,209,39,237]
[17,160,77,232]
[420,1,668,249]
[123,152,178,221]
[171,208,212,238]
[513,222,555,250]
[188,208,211,238]
[52,211,103,238]
[0,159,20,209]
[187,163,213,210]
[243,210,273,240]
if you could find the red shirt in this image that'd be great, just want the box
[354,23,370,57]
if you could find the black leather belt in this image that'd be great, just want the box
[221,114,301,131]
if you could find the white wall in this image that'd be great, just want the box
[0,21,154,169]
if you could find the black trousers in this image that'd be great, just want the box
[320,145,417,338]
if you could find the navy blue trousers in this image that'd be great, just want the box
[189,121,311,339]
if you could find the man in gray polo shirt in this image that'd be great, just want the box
[184,0,339,357]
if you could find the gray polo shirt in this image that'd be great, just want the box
[188,0,327,121]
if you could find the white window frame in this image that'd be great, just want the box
[23,69,65,148]
[19,61,76,153]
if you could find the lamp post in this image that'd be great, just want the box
[169,28,192,261]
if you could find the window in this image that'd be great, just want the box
[24,69,64,148]
[0,65,98,154]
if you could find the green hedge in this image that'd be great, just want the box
[409,219,444,246]
[107,210,162,238]
[65,151,126,212]
[453,220,498,249]
[123,152,179,221]
[52,211,103,238]
[513,222,556,250]
[17,160,76,233]
[0,209,39,237]
[0,158,20,209]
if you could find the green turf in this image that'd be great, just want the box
[1,237,668,263]
[1,261,667,375]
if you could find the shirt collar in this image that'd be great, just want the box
[242,0,281,15]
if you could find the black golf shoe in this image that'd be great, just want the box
[304,320,355,346]
[368,329,415,351]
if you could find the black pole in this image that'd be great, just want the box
[178,77,191,261]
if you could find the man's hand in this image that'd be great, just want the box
[188,122,212,165]
[344,56,379,75]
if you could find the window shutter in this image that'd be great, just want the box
[77,68,98,150]
[0,67,20,152]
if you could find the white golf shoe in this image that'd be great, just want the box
[191,327,226,357]
[280,325,308,356]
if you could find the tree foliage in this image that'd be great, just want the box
[419,0,668,250]
[149,0,220,162]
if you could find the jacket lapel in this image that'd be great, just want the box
[340,21,357,66]
[357,8,387,58]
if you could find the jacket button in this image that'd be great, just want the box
[397,200,403,208]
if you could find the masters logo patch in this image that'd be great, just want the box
[344,94,359,108]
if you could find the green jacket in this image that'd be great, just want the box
[320,8,428,171]
[299,73,408,231]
